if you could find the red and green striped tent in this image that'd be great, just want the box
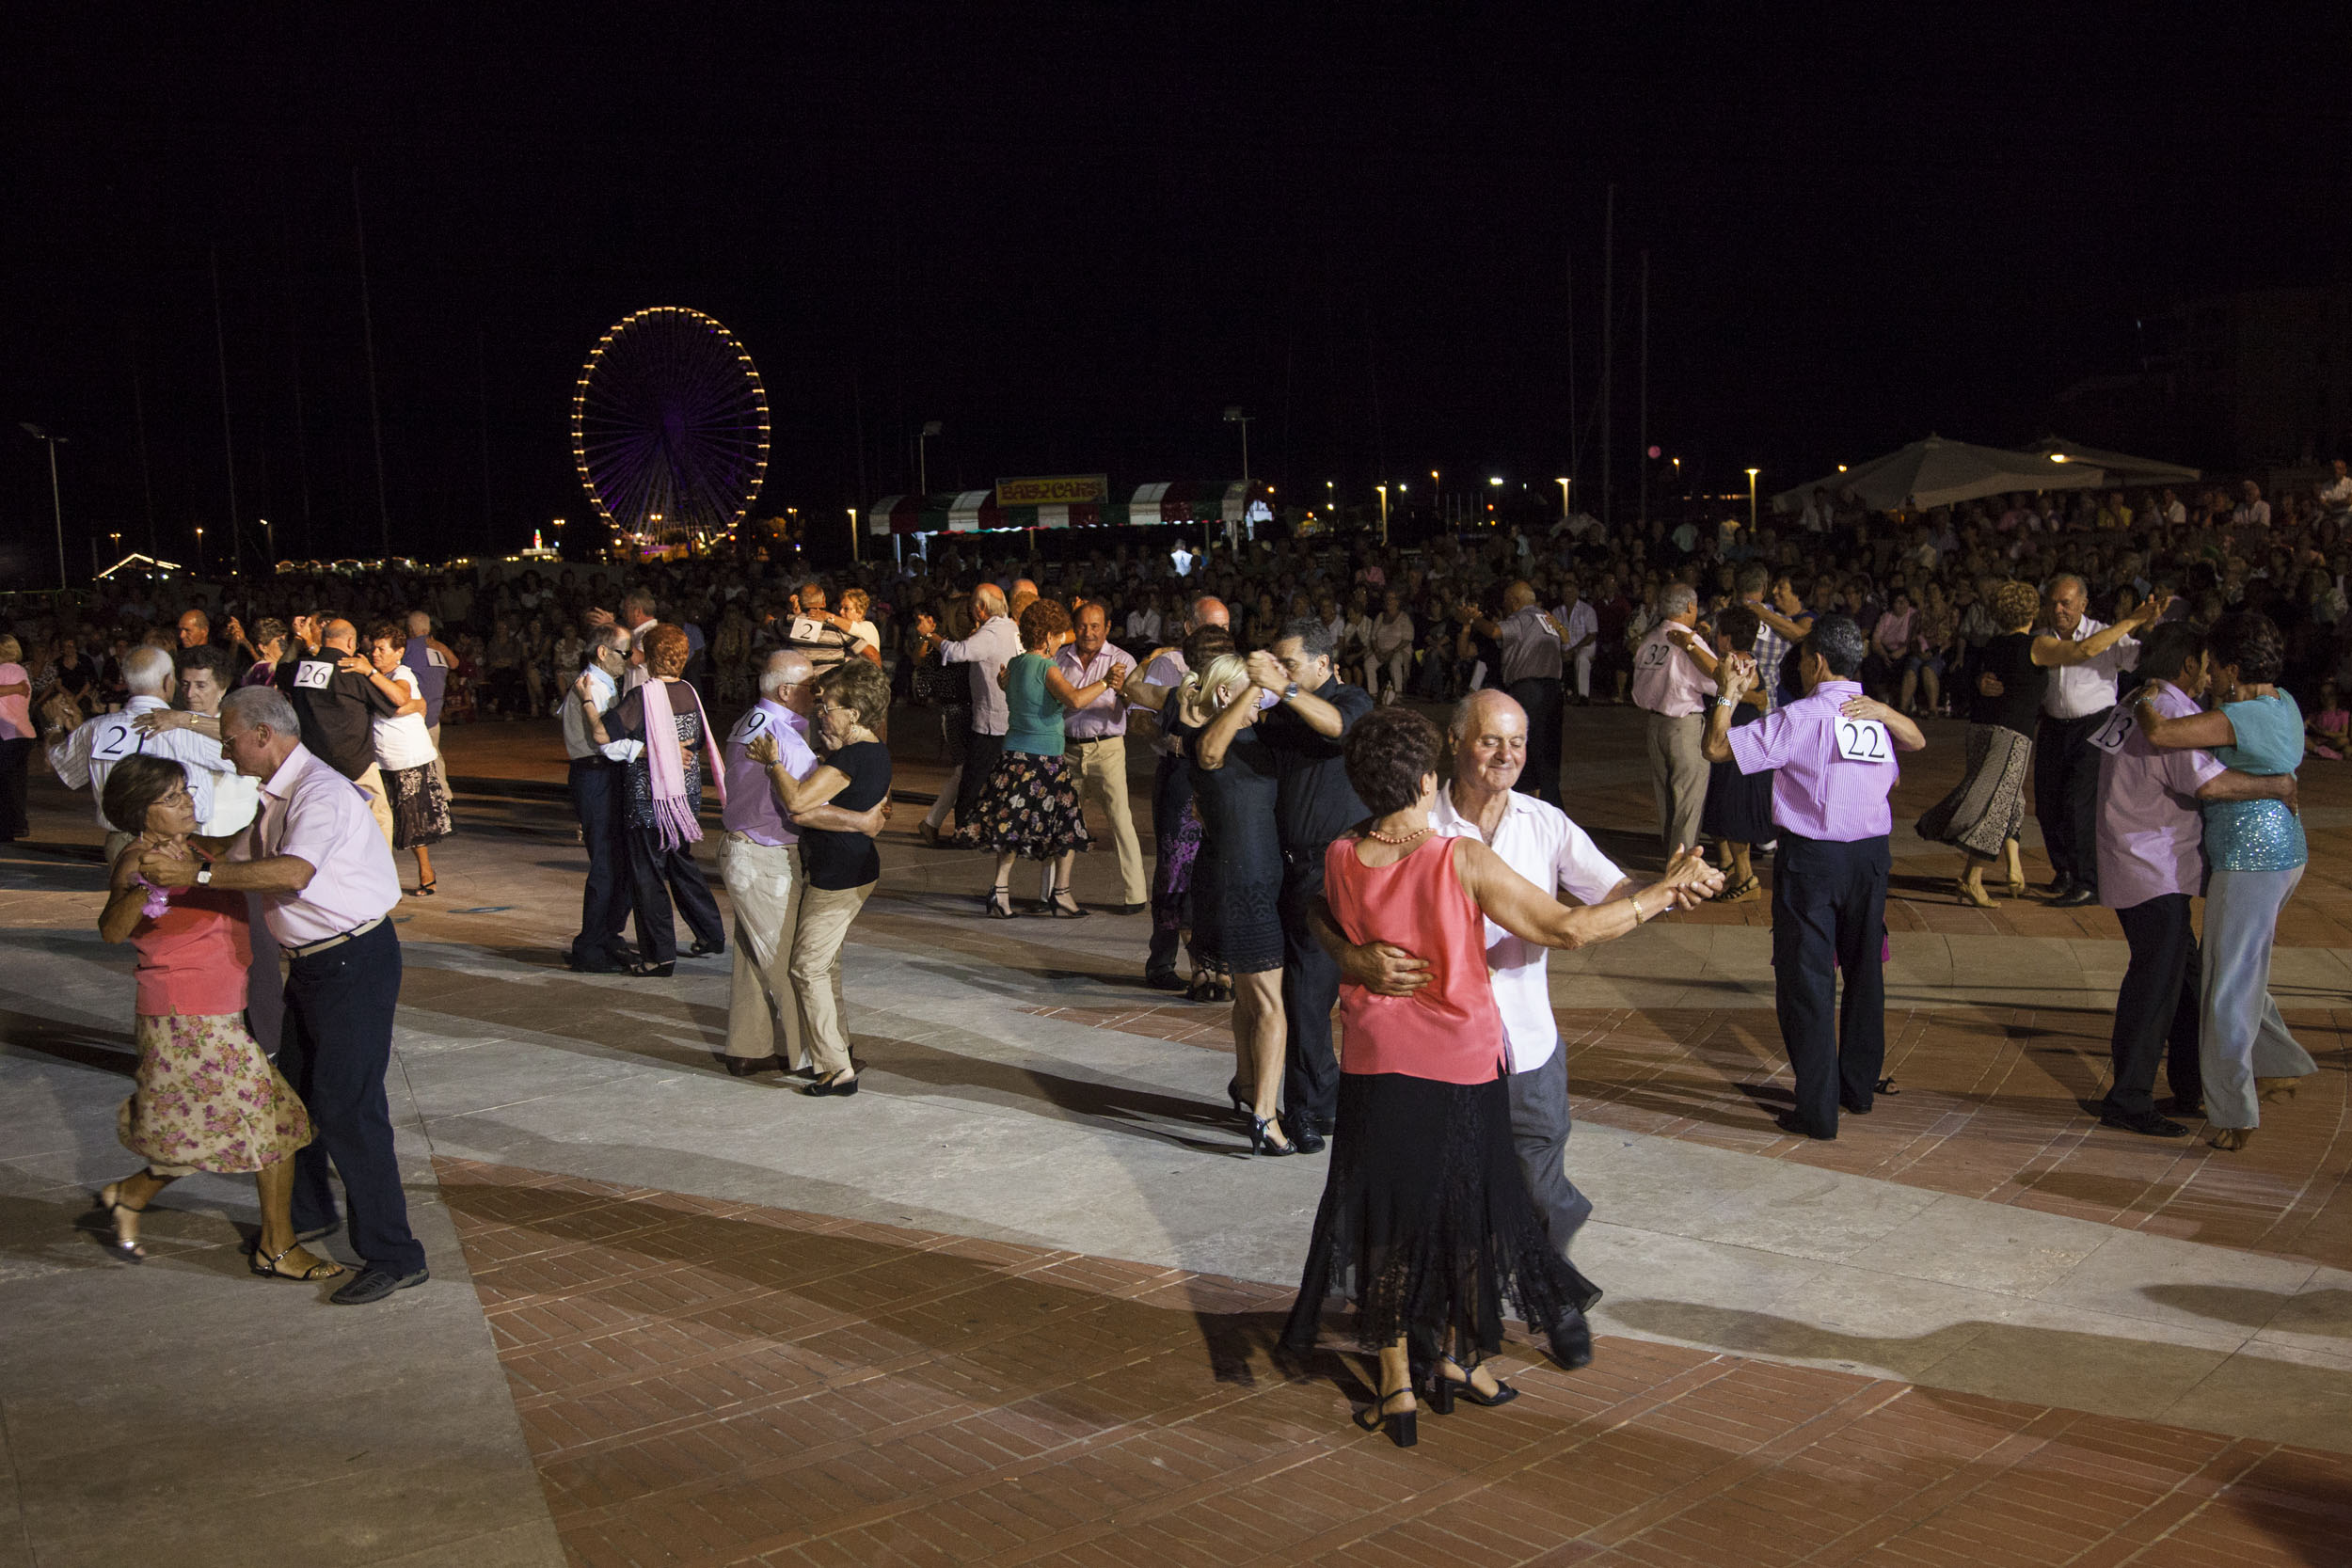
[866,481,1267,536]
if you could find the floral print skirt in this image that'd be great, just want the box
[385,760,453,849]
[962,750,1091,859]
[118,1012,312,1175]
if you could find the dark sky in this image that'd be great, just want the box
[6,4,2348,580]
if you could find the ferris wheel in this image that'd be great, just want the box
[571,306,770,550]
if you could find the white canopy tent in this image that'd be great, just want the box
[2027,436,2201,488]
[1773,435,2106,514]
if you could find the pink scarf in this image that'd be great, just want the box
[640,677,726,852]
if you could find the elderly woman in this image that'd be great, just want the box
[1123,625,1236,999]
[87,755,332,1279]
[968,598,1126,918]
[1281,707,1714,1446]
[348,622,451,896]
[1917,580,2046,906]
[2133,611,2313,1150]
[0,634,30,842]
[746,659,893,1098]
[578,623,726,975]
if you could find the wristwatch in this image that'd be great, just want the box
[195,864,214,887]
[1282,682,1300,701]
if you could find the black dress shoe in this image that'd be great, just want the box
[722,1054,780,1078]
[1546,1307,1596,1370]
[330,1265,430,1306]
[1773,1110,1836,1140]
[2097,1106,2190,1138]
[687,939,725,958]
[1110,902,1148,916]
[630,960,675,977]
[804,1072,860,1098]
[2045,876,2076,900]
[1144,968,1186,991]
[2048,886,2099,909]
[2159,1095,2206,1118]
[1282,1116,1327,1155]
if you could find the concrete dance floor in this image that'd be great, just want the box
[1,702,2347,1567]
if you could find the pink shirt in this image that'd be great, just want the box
[242,744,403,946]
[0,662,29,740]
[1631,623,1714,717]
[133,885,251,1017]
[1726,679,1899,841]
[1324,834,1509,1085]
[2096,680,2225,909]
[719,700,816,847]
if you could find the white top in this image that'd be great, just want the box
[1554,600,1599,652]
[372,665,438,771]
[563,663,620,760]
[1430,786,1628,1073]
[47,694,245,835]
[940,613,1024,735]
[2041,616,2137,719]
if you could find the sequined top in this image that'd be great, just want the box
[2206,690,2305,871]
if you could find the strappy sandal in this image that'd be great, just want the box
[1427,1354,1518,1412]
[248,1241,346,1282]
[1045,886,1090,919]
[984,884,1015,919]
[94,1183,147,1263]
[1716,874,1760,903]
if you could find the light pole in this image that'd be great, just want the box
[1745,467,1761,533]
[849,505,861,563]
[194,525,206,577]
[1375,483,1389,545]
[1555,477,1571,520]
[918,420,942,496]
[19,423,68,589]
[1488,475,1504,521]
[260,516,275,566]
[1430,468,1440,526]
[1223,408,1252,551]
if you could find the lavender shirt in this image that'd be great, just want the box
[720,700,817,847]
[1726,679,1898,841]
[244,744,403,946]
[2096,680,2225,910]
[1055,641,1135,741]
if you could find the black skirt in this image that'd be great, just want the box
[1280,1072,1599,1364]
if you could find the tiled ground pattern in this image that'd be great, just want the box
[444,1158,2352,1568]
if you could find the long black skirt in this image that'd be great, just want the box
[1280,1071,1599,1365]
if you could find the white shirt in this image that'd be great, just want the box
[2041,616,2138,720]
[1126,607,1162,643]
[563,663,621,761]
[47,694,246,834]
[940,613,1024,736]
[1430,786,1627,1073]
[371,665,438,771]
[1554,600,1599,653]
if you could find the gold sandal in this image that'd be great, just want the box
[248,1242,346,1282]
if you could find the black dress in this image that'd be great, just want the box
[1700,697,1776,845]
[1173,710,1284,974]
[604,680,724,963]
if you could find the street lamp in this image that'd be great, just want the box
[19,422,68,589]
[1375,483,1389,545]
[260,516,275,565]
[918,420,942,496]
[848,505,861,562]
[1555,477,1571,519]
[1222,407,1252,486]
[194,525,206,576]
[1745,467,1761,533]
[1487,475,1503,520]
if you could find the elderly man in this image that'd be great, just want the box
[2034,574,2140,907]
[277,617,400,847]
[715,650,822,1076]
[177,608,212,648]
[2092,623,2297,1137]
[402,610,454,785]
[1368,590,1414,704]
[914,583,1022,837]
[1136,595,1228,987]
[586,590,661,691]
[139,685,426,1306]
[563,623,637,972]
[1057,601,1147,913]
[1495,581,1566,805]
[1632,583,1717,855]
[1554,578,1599,704]
[1248,617,1374,1150]
[783,580,873,675]
[1315,689,1717,1334]
[46,645,244,864]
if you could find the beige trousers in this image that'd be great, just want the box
[719,834,810,1065]
[357,763,396,847]
[1072,736,1147,904]
[1645,711,1708,855]
[790,880,874,1078]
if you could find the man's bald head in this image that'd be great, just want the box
[760,648,817,713]
[1189,595,1229,631]
[1009,578,1040,619]
[973,583,1008,618]
[1503,580,1536,612]
[1450,688,1530,794]
[322,618,358,653]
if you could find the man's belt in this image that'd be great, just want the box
[1067,734,1122,746]
[284,915,386,960]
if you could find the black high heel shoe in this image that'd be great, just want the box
[1226,1078,1250,1118]
[630,960,676,978]
[1045,886,1089,919]
[1353,1388,1417,1448]
[804,1071,860,1098]
[985,884,1015,919]
[1426,1354,1518,1413]
[1248,1115,1295,1156]
[94,1183,147,1263]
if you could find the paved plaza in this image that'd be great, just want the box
[2,702,2348,1567]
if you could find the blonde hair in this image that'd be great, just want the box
[1177,654,1250,721]
[0,635,20,663]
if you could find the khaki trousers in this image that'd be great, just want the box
[719,833,810,1065]
[1644,710,1708,855]
[790,880,874,1077]
[357,763,396,847]
[1072,736,1147,904]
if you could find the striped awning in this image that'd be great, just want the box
[867,482,1265,536]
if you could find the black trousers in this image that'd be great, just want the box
[2106,894,2202,1117]
[1770,833,1890,1137]
[1146,752,1192,976]
[2035,710,2108,891]
[1279,848,1343,1132]
[625,825,724,964]
[568,757,631,964]
[1508,1045,1593,1255]
[0,736,30,839]
[279,921,426,1275]
[1507,676,1565,805]
[957,729,1005,828]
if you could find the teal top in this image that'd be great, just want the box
[1002,651,1067,757]
[2205,690,2305,871]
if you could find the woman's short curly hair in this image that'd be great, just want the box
[643,623,691,678]
[816,657,892,732]
[1343,705,1441,816]
[1017,597,1072,651]
[2207,610,2283,686]
[102,753,187,838]
[1992,579,2042,627]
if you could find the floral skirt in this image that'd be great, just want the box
[963,750,1091,859]
[385,760,453,849]
[118,1012,312,1175]
[1916,722,2031,859]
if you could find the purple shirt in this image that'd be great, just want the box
[2096,680,2225,909]
[1631,623,1714,717]
[243,743,403,946]
[1726,679,1898,841]
[1055,641,1135,741]
[720,700,817,847]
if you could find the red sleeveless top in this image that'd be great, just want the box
[1322,832,1509,1085]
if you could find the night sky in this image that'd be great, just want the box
[6,6,2347,580]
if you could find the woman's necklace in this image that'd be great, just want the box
[1364,821,1432,846]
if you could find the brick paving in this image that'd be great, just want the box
[444,1157,2352,1568]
